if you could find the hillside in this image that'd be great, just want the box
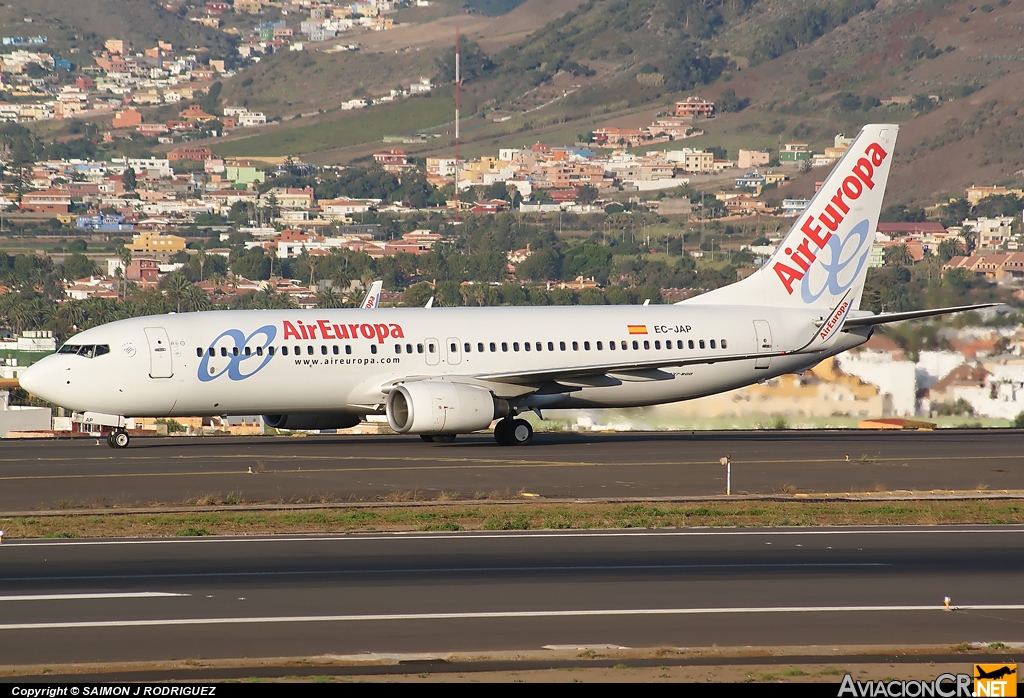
[0,0,236,62]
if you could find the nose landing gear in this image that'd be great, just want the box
[107,429,130,449]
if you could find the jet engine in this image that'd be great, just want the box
[262,413,363,430]
[386,381,508,435]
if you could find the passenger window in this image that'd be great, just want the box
[677,340,683,349]
[560,341,566,351]
[333,345,339,355]
[307,346,314,355]
[489,342,496,352]
[196,348,203,357]
[282,347,289,356]
[428,343,436,353]
[395,344,402,354]
[710,340,716,349]
[688,340,694,349]
[245,347,252,356]
[501,342,508,352]
[643,341,650,350]
[513,342,520,352]
[524,342,530,351]
[232,347,239,356]
[346,345,352,354]
[370,345,377,354]
[407,344,413,353]
[621,340,627,350]
[632,341,639,350]
[654,340,661,350]
[536,342,542,351]
[699,340,706,349]
[321,345,328,355]
[220,347,227,357]
[478,343,484,352]
[609,341,616,351]
[583,341,590,350]
[294,345,300,355]
[269,347,275,356]
[451,342,458,353]
[256,346,264,356]
[572,341,578,351]
[722,339,728,349]
[208,347,215,357]
[464,343,471,353]
[548,342,554,351]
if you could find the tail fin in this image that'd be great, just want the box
[684,124,898,310]
[360,280,383,309]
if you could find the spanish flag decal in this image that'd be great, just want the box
[627,325,648,335]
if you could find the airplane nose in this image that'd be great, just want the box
[18,357,61,403]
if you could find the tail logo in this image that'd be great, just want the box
[774,141,888,296]
[801,219,872,303]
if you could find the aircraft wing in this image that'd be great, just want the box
[473,348,797,386]
[842,303,998,328]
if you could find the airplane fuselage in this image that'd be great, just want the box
[24,304,869,418]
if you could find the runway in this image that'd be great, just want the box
[2,430,1024,511]
[1,527,1023,667]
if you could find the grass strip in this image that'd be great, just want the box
[1,500,1022,539]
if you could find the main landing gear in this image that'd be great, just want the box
[106,429,130,449]
[494,417,533,446]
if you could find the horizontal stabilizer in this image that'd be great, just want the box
[843,303,998,328]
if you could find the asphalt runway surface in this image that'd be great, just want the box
[1,527,1023,667]
[2,430,1024,511]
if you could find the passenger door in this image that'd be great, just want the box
[753,320,772,370]
[144,327,174,378]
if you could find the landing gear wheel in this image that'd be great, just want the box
[495,418,533,446]
[432,434,456,443]
[509,418,533,446]
[420,435,435,442]
[493,418,513,445]
[106,432,115,448]
[110,430,130,449]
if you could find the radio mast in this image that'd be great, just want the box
[454,27,460,223]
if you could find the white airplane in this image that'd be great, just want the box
[21,124,988,448]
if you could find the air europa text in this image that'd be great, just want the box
[775,141,889,294]
[282,320,404,344]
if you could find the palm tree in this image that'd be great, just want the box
[883,243,913,267]
[959,229,978,255]
[164,273,192,314]
[117,246,132,302]
[182,284,211,312]
[937,238,966,262]
[315,286,344,309]
[196,248,208,283]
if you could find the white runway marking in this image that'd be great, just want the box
[2,562,887,583]
[2,604,1023,631]
[0,592,188,602]
[7,527,1024,547]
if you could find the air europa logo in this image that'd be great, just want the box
[282,319,405,344]
[774,141,889,296]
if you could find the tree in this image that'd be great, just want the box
[937,238,965,262]
[62,253,97,281]
[883,244,913,267]
[164,273,193,314]
[122,166,136,192]
[577,185,599,205]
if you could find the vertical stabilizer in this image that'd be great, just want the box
[683,124,898,310]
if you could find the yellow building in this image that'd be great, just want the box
[126,232,186,256]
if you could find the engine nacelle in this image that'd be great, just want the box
[262,413,363,431]
[386,381,507,434]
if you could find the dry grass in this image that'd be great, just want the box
[1,500,1022,540]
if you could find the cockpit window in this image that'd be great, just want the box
[57,344,110,358]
